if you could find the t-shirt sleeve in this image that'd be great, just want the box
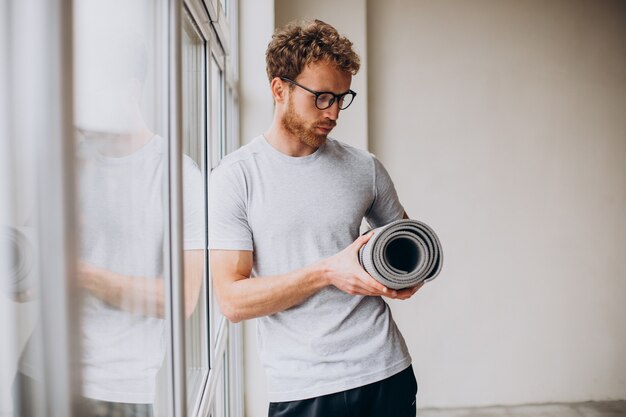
[208,162,254,251]
[182,155,206,250]
[364,154,405,228]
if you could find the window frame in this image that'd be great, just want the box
[181,8,211,416]
[182,1,242,417]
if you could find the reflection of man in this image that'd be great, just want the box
[68,129,203,416]
[209,20,422,417]
[13,10,204,417]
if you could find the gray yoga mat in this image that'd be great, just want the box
[358,219,443,290]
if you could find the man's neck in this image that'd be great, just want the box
[264,122,318,157]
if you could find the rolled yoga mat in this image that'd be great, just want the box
[358,219,443,290]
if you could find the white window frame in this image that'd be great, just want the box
[182,1,242,417]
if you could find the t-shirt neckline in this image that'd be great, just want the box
[258,134,327,165]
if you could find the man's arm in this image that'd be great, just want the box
[78,249,204,319]
[210,231,396,323]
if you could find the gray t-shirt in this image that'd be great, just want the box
[208,135,412,402]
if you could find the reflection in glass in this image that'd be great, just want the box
[69,1,171,416]
[4,1,63,416]
[2,51,45,416]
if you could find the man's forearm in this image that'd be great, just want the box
[218,264,329,323]
[212,233,393,322]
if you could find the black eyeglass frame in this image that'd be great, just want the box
[280,77,357,110]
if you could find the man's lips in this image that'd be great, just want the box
[315,124,335,132]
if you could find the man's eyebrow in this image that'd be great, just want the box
[316,87,352,94]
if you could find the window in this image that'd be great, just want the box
[72,1,174,415]
[2,0,242,416]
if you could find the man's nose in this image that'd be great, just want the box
[322,101,341,121]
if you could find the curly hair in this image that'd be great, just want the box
[265,19,360,83]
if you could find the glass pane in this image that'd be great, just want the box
[72,1,171,416]
[226,0,238,83]
[225,87,233,155]
[1,13,45,410]
[225,87,239,155]
[223,349,230,417]
[209,57,224,347]
[214,358,225,417]
[181,13,210,413]
[3,1,72,415]
[209,56,223,169]
[1,136,44,415]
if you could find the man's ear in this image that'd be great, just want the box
[270,77,287,104]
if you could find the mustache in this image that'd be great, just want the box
[314,121,336,129]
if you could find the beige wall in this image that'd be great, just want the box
[239,0,626,414]
[368,0,626,408]
[240,0,275,146]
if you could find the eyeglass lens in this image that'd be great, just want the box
[316,92,355,110]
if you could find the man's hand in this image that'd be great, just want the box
[319,232,426,300]
[210,231,426,323]
[389,282,424,300]
[320,232,393,297]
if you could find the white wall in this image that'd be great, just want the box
[368,0,626,408]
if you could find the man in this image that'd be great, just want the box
[209,20,423,417]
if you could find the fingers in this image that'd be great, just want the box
[358,271,389,296]
[347,279,425,299]
[338,273,427,299]
[385,282,425,300]
[351,282,383,297]
[340,268,389,297]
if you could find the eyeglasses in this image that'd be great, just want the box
[280,77,357,110]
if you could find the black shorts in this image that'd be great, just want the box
[268,365,418,417]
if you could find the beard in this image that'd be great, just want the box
[281,96,335,148]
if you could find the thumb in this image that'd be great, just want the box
[353,230,374,250]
